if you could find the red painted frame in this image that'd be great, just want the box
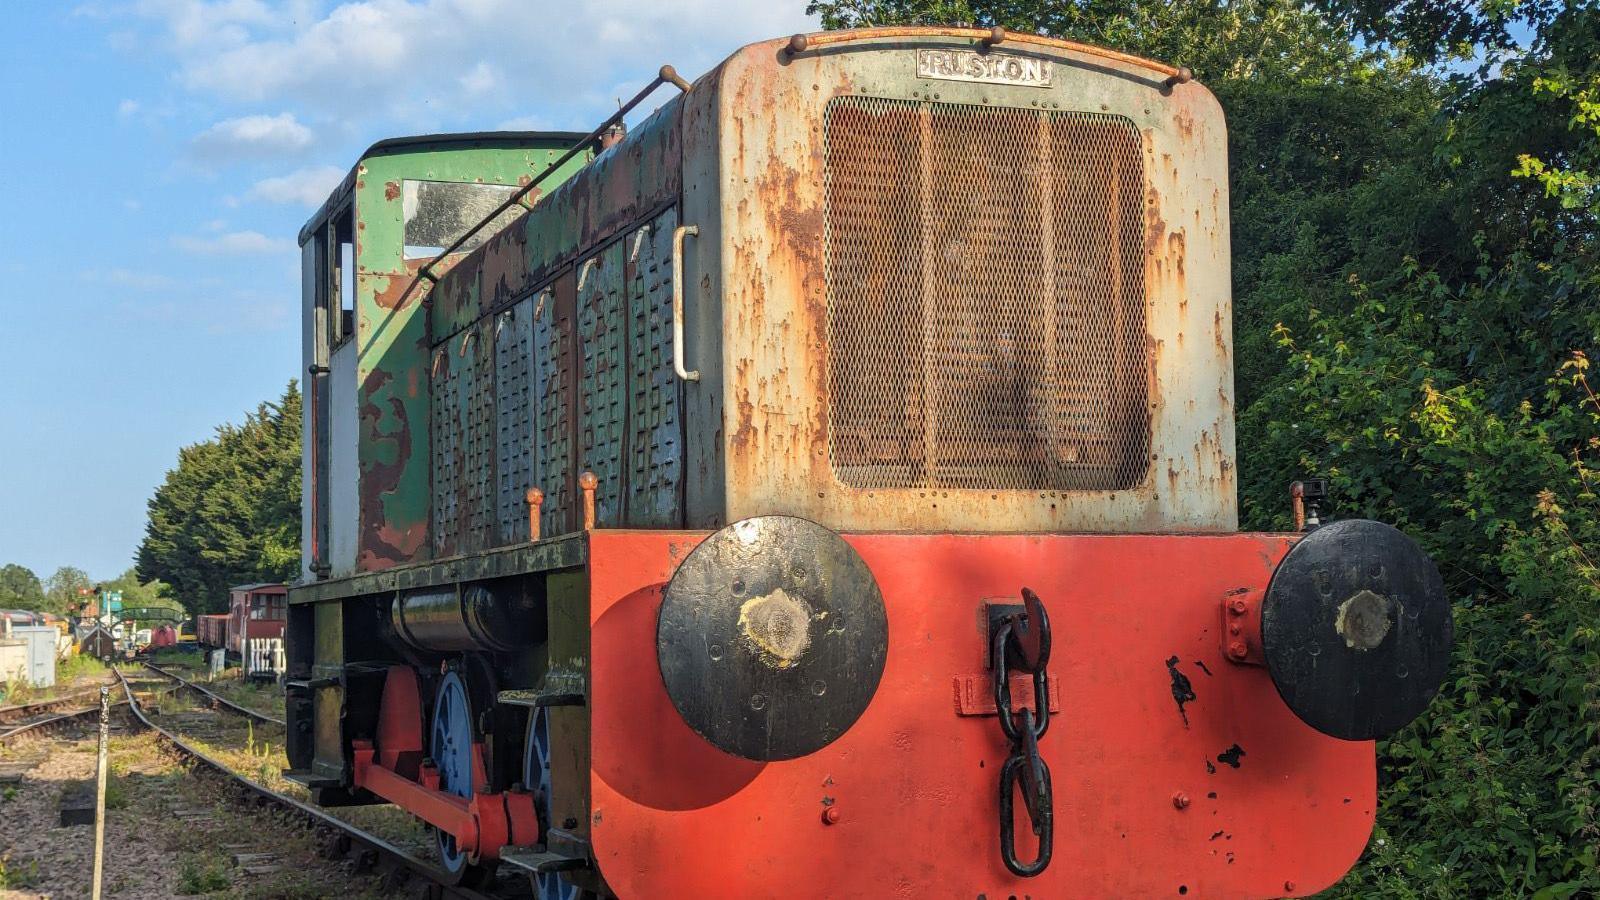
[586,531,1376,898]
[351,666,539,861]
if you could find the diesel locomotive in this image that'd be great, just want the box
[285,26,1454,898]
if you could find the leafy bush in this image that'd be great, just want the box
[1247,273,1600,896]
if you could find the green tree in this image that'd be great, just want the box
[1259,2,1600,894]
[101,568,182,624]
[808,0,1387,83]
[1314,1,1600,213]
[136,382,302,614]
[42,566,92,616]
[0,563,45,611]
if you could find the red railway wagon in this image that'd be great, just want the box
[196,614,228,650]
[149,623,178,649]
[227,583,287,657]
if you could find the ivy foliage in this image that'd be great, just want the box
[808,0,1600,893]
[136,382,301,615]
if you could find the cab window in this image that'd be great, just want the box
[402,180,522,259]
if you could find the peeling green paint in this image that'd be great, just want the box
[348,136,591,570]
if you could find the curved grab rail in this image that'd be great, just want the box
[671,224,701,382]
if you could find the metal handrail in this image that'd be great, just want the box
[394,64,693,313]
[671,224,701,381]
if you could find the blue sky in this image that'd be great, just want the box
[0,0,815,583]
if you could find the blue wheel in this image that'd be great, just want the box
[431,670,491,884]
[525,706,581,900]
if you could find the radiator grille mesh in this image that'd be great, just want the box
[823,96,1151,491]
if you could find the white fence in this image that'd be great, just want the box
[245,638,285,680]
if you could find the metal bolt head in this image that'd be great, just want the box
[1172,791,1190,810]
[1228,641,1249,659]
[1228,598,1248,615]
[1285,881,1296,892]
[821,807,841,825]
[1229,623,1242,636]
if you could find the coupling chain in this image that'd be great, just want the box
[992,587,1053,877]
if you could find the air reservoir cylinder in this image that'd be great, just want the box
[389,585,524,653]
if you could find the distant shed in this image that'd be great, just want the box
[79,624,118,660]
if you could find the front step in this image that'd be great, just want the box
[497,847,589,876]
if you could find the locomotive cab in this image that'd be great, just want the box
[286,28,1453,899]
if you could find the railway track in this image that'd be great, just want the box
[138,659,286,727]
[110,665,514,900]
[0,685,110,726]
[0,695,122,747]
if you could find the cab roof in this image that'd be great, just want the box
[298,130,587,245]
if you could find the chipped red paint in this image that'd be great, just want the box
[587,530,1373,898]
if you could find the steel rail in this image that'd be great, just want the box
[0,684,110,725]
[110,666,506,900]
[140,660,286,727]
[0,698,125,747]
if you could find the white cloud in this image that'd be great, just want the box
[493,114,555,132]
[117,98,141,118]
[191,112,313,159]
[459,61,496,96]
[129,0,297,49]
[173,230,294,255]
[248,165,344,206]
[121,0,817,127]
